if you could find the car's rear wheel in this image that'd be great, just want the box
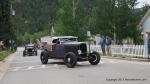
[64,52,77,68]
[88,51,100,65]
[40,51,48,64]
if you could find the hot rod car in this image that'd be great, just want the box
[23,44,37,56]
[40,36,100,68]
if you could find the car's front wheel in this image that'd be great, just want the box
[64,52,77,68]
[40,51,48,64]
[88,51,100,65]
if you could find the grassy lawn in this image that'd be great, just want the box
[0,51,12,61]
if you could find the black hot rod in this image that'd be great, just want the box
[40,36,100,68]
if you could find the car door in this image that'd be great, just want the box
[53,44,65,58]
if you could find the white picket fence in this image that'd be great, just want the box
[17,45,148,58]
[90,45,148,58]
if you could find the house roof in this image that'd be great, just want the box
[139,8,150,26]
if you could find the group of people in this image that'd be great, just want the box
[100,36,112,56]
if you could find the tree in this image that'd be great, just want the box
[95,0,115,36]
[12,0,59,43]
[12,0,145,44]
[114,0,140,43]
[0,0,12,47]
[56,0,87,40]
[141,4,150,17]
[95,0,140,44]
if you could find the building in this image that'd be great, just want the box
[139,8,150,56]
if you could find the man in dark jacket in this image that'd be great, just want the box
[100,36,106,55]
[106,36,112,56]
[148,38,150,59]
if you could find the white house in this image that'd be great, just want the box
[139,8,150,56]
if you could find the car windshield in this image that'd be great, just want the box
[59,38,77,42]
[25,44,34,49]
[26,46,34,49]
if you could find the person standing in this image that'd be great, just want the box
[100,36,106,55]
[148,38,150,59]
[106,36,112,56]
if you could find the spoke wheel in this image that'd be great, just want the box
[64,52,77,68]
[89,51,100,65]
[40,51,48,64]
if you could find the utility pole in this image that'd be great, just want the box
[51,26,55,36]
[113,25,116,44]
[9,1,13,51]
[72,0,78,19]
[72,0,75,19]
[9,1,15,51]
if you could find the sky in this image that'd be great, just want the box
[136,0,150,8]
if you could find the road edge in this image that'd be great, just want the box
[0,52,16,80]
[102,55,149,62]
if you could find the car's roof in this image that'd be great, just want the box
[52,36,78,39]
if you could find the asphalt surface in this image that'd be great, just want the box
[0,49,150,84]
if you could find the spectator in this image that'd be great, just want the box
[100,36,106,55]
[148,38,150,59]
[106,36,112,56]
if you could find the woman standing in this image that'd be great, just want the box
[148,38,150,59]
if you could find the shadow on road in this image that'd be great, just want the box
[48,62,65,65]
[46,61,102,68]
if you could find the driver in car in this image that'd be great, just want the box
[52,39,60,50]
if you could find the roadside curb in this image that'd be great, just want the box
[102,55,150,62]
[0,52,16,80]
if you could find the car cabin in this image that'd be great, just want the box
[52,36,78,44]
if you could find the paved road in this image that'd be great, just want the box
[0,50,150,84]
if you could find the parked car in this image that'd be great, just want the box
[40,36,101,68]
[23,44,37,56]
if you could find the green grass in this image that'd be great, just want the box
[0,51,12,61]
